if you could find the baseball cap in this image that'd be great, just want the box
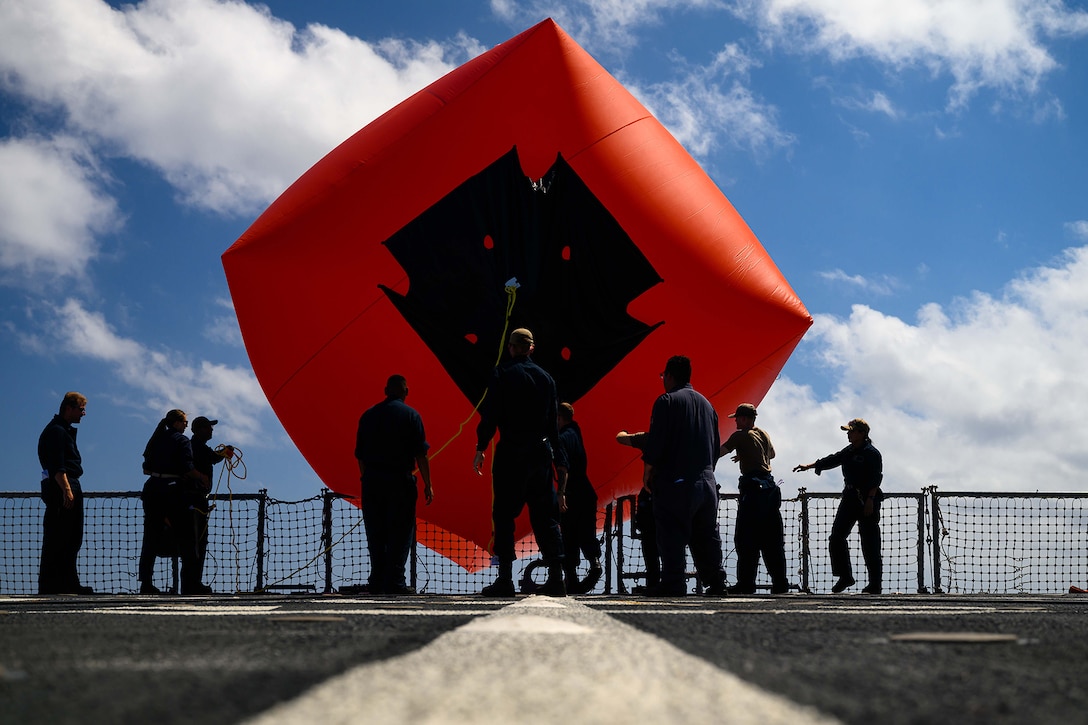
[841,418,870,435]
[728,403,758,418]
[192,416,218,429]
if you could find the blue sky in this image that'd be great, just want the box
[2,0,1087,501]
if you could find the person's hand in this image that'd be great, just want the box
[792,464,809,473]
[863,498,874,516]
[616,431,630,445]
[558,492,568,513]
[424,484,434,506]
[62,486,74,509]
[473,450,485,475]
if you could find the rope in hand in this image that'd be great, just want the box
[215,444,246,479]
[428,277,520,462]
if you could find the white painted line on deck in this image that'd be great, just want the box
[460,614,593,634]
[509,597,567,609]
[242,595,840,725]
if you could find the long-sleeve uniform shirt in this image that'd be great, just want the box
[558,420,595,504]
[39,414,83,481]
[476,355,567,470]
[145,430,195,479]
[814,440,883,496]
[641,383,720,484]
[355,397,430,476]
[193,440,225,481]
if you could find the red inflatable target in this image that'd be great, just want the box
[222,19,811,570]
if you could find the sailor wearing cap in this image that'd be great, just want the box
[720,403,790,594]
[793,418,884,594]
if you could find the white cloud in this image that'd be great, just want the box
[1030,95,1066,123]
[203,297,244,347]
[630,44,795,159]
[0,0,476,215]
[0,135,120,282]
[743,0,1088,108]
[757,245,1088,494]
[17,298,271,446]
[818,268,897,296]
[837,89,900,119]
[1066,220,1088,240]
[864,90,898,118]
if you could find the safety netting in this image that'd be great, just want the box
[2,487,1085,595]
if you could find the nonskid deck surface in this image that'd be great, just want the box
[3,592,1086,724]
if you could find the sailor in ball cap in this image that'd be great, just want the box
[191,416,232,482]
[793,417,884,594]
[188,415,234,594]
[840,418,870,436]
[719,403,790,594]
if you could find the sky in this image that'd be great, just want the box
[2,0,1088,503]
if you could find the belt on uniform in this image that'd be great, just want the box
[146,472,180,482]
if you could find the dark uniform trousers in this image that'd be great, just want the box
[829,488,882,588]
[734,474,788,590]
[139,478,171,584]
[560,491,601,575]
[652,470,724,594]
[490,439,564,565]
[635,489,660,587]
[171,483,205,591]
[139,478,203,590]
[191,492,210,582]
[361,470,418,591]
[39,478,84,593]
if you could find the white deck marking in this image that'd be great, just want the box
[509,597,567,609]
[460,614,593,634]
[243,595,840,725]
